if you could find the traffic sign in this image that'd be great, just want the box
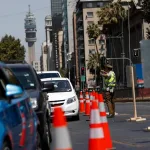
[81,76,85,82]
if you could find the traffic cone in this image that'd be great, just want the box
[79,91,85,113]
[95,92,99,105]
[19,113,26,147]
[99,94,115,150]
[88,100,106,150]
[53,107,72,150]
[85,92,90,116]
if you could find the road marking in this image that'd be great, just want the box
[113,140,143,148]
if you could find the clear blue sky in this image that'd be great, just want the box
[0,0,51,61]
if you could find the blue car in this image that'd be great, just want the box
[0,62,41,150]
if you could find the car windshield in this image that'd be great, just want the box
[38,73,60,79]
[10,67,36,90]
[43,80,72,92]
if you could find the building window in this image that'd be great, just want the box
[88,39,95,45]
[87,21,94,25]
[86,3,93,8]
[89,49,95,54]
[87,12,93,18]
[97,2,103,7]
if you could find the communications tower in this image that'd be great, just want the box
[24,5,37,64]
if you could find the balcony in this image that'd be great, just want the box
[77,16,83,23]
[77,27,83,33]
[78,44,84,50]
[77,36,84,41]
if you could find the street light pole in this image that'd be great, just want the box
[128,2,131,65]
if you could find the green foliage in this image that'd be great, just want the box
[97,1,126,25]
[146,27,150,39]
[87,53,101,70]
[0,34,25,61]
[87,23,100,40]
[142,0,150,23]
[59,68,67,77]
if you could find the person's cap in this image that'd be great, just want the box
[104,64,113,69]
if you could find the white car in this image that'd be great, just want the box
[41,77,80,120]
[37,71,61,79]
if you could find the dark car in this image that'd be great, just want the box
[6,61,52,150]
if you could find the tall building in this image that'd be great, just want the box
[75,0,110,87]
[51,0,62,70]
[32,61,41,72]
[24,5,37,65]
[45,15,55,70]
[62,0,77,68]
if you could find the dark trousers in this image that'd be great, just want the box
[103,91,115,115]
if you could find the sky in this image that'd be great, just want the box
[0,0,51,61]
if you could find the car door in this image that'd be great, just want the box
[0,68,23,150]
[2,67,31,149]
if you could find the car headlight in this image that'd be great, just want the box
[67,96,76,104]
[30,98,38,109]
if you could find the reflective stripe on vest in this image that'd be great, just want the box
[105,71,116,87]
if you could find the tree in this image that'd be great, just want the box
[87,23,100,54]
[0,35,25,61]
[142,0,150,39]
[142,0,150,23]
[97,1,126,26]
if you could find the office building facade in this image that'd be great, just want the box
[75,0,110,87]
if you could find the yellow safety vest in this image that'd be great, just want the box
[104,71,116,88]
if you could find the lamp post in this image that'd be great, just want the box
[67,52,72,80]
[128,2,131,65]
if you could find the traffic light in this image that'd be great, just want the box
[81,67,85,76]
[133,49,139,57]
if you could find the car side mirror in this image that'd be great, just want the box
[42,82,54,93]
[6,84,23,103]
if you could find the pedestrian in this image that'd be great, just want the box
[100,64,116,118]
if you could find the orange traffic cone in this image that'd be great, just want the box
[99,94,115,150]
[88,100,106,150]
[19,113,26,147]
[85,92,90,116]
[53,107,72,150]
[79,91,85,113]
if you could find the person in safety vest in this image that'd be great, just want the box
[100,64,116,118]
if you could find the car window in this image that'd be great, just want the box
[3,68,21,86]
[38,73,60,79]
[42,80,72,92]
[10,67,36,90]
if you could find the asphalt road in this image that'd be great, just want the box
[50,102,150,150]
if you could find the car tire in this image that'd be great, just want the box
[73,113,80,121]
[41,117,51,150]
[2,141,11,150]
[36,131,42,150]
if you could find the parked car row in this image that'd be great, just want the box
[0,61,79,150]
[0,61,53,150]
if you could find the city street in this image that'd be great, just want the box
[50,102,150,149]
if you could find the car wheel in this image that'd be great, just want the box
[42,118,51,149]
[73,113,80,121]
[2,141,11,150]
[36,131,42,150]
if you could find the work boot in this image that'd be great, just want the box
[107,114,115,118]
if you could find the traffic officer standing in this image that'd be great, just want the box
[100,64,116,118]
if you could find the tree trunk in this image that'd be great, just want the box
[95,39,101,87]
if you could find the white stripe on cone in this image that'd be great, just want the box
[54,126,72,149]
[99,102,106,112]
[90,128,104,139]
[90,110,102,124]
